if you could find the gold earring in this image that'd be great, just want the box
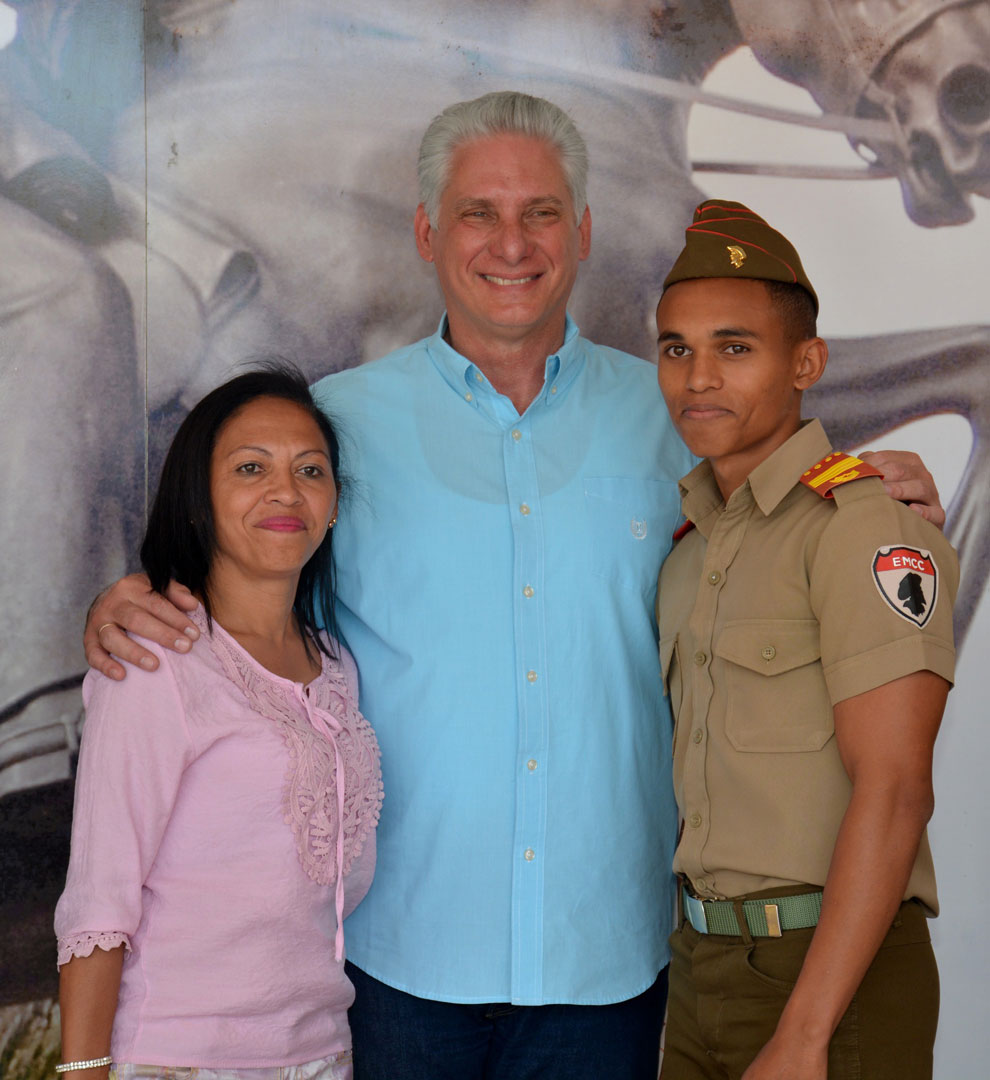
[328,514,337,530]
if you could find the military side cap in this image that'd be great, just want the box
[663,199,819,314]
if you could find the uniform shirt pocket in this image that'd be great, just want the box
[583,477,680,593]
[715,619,833,753]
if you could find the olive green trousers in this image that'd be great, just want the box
[661,899,938,1079]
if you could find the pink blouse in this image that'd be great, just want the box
[55,607,382,1068]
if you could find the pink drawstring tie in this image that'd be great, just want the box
[296,686,348,963]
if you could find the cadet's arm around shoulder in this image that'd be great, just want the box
[859,449,945,528]
[84,575,200,681]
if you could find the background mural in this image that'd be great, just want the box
[1,1,987,1076]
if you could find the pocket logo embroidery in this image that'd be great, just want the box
[872,546,938,627]
[630,517,648,540]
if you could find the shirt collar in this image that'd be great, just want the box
[425,312,585,413]
[679,419,833,536]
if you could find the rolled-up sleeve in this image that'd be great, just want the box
[55,645,193,966]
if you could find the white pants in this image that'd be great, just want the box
[110,1052,353,1080]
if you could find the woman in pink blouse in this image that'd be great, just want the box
[55,364,382,1080]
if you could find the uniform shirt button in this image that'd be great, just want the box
[520,503,531,516]
[523,585,535,598]
[475,371,484,383]
[692,728,703,744]
[694,651,707,666]
[511,429,522,441]
[527,759,538,771]
[527,670,538,683]
[708,570,721,585]
[688,812,703,829]
[524,848,536,861]
[550,385,558,394]
[464,391,473,402]
[762,645,776,661]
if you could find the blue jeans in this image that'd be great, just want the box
[346,962,668,1080]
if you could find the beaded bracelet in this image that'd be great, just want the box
[55,1057,112,1073]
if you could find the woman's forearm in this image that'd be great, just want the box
[59,945,125,1080]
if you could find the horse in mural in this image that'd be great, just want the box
[0,0,987,1016]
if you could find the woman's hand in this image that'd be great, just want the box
[84,575,200,680]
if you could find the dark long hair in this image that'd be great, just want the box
[140,360,345,658]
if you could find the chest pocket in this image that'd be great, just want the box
[584,477,680,593]
[714,620,833,753]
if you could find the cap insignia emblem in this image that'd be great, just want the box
[726,245,746,268]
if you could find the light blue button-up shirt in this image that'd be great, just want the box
[313,316,695,1005]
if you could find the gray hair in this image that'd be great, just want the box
[418,91,589,227]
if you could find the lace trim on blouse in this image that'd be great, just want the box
[193,607,383,886]
[57,931,131,968]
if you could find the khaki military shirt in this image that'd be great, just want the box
[658,420,957,913]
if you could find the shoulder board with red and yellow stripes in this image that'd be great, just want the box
[799,452,883,499]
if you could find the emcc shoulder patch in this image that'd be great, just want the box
[800,452,883,498]
[872,546,939,627]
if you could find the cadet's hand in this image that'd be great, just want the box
[739,1032,827,1080]
[84,575,200,681]
[859,449,945,528]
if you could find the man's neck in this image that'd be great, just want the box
[709,418,804,503]
[445,318,566,415]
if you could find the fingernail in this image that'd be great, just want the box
[183,626,199,640]
[140,657,156,670]
[175,637,192,652]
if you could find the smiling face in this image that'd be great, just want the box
[208,396,338,593]
[656,277,827,498]
[413,133,591,359]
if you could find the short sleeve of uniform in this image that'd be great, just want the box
[810,479,958,705]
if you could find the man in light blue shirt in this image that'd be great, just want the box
[85,90,944,1079]
[306,94,693,1078]
[315,313,692,1005]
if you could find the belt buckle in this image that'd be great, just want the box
[764,903,783,937]
[684,890,708,934]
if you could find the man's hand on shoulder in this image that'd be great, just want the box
[859,449,945,528]
[84,576,200,681]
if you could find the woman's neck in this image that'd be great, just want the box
[203,565,320,684]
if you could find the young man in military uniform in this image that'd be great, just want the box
[654,201,957,1080]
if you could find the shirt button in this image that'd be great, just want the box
[511,429,522,441]
[527,759,538,771]
[475,371,484,383]
[523,585,535,598]
[520,503,531,516]
[464,391,473,402]
[694,651,707,666]
[762,645,776,661]
[527,670,538,683]
[524,848,536,861]
[688,812,703,829]
[708,570,721,585]
[550,385,557,394]
[692,728,703,744]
